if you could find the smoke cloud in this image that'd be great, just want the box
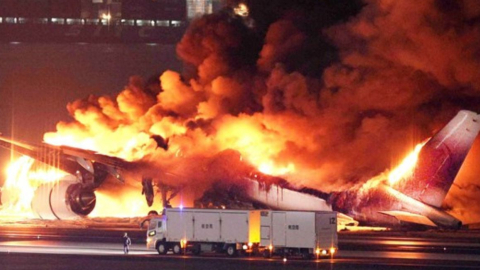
[44,0,480,223]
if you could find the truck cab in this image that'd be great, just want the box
[146,216,166,251]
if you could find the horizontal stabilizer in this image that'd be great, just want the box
[337,212,359,227]
[379,210,437,227]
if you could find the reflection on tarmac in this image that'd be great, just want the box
[1,239,480,263]
[2,225,480,270]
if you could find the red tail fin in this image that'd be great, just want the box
[394,110,480,207]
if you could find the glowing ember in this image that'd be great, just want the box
[388,141,427,185]
[234,3,249,17]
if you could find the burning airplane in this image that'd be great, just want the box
[0,110,479,229]
[328,110,480,228]
[0,136,129,219]
[2,0,480,230]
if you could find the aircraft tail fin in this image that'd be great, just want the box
[394,110,480,207]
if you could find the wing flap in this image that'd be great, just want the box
[379,210,437,227]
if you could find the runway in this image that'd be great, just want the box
[1,225,480,269]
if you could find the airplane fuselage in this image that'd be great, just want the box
[328,183,462,229]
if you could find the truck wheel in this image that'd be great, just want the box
[173,243,181,255]
[157,243,167,255]
[262,249,271,258]
[226,245,237,257]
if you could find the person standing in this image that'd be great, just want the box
[123,232,131,254]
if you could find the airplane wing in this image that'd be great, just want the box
[379,210,437,227]
[0,135,144,220]
[0,135,127,184]
[0,135,182,219]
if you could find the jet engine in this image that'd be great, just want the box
[31,175,96,220]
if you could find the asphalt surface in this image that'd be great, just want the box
[1,249,480,270]
[1,225,480,269]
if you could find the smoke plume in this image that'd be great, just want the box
[44,0,480,223]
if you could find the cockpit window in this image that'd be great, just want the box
[148,220,157,230]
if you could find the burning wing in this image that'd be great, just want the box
[0,135,129,219]
[0,135,127,184]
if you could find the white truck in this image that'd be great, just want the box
[146,208,337,258]
[146,208,261,256]
[259,210,338,259]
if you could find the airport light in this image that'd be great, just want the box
[102,13,111,21]
[181,238,187,248]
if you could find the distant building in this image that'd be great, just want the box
[0,0,225,43]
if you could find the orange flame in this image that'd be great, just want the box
[258,161,295,175]
[90,189,162,218]
[1,156,67,216]
[1,155,161,218]
[1,156,35,215]
[388,141,427,185]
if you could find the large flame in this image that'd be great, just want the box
[355,141,427,192]
[90,189,162,218]
[0,140,426,218]
[0,155,161,218]
[387,141,427,185]
[0,156,67,217]
[1,156,36,216]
